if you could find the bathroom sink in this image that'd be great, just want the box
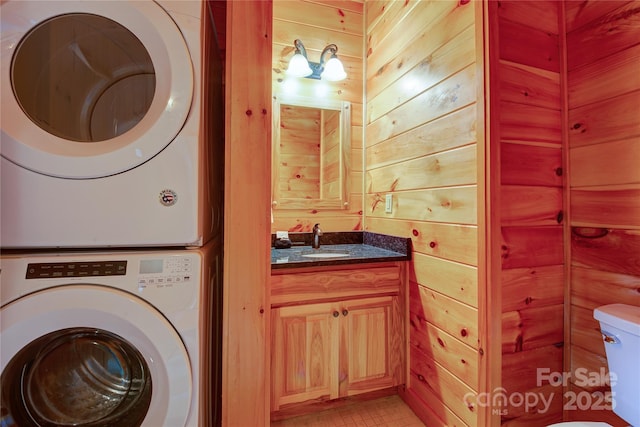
[301,250,350,258]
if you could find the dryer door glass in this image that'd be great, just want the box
[0,328,152,427]
[11,13,155,143]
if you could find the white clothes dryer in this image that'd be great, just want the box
[0,242,222,427]
[0,0,223,248]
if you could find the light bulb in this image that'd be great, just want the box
[286,53,312,77]
[321,56,346,81]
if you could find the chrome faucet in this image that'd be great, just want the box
[312,223,323,249]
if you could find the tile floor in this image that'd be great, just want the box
[270,395,426,427]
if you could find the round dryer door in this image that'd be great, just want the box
[0,1,193,179]
[0,285,192,427]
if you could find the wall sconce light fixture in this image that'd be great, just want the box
[285,39,347,82]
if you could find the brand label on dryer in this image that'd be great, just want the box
[159,189,178,207]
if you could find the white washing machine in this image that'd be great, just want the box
[0,242,222,426]
[0,0,223,248]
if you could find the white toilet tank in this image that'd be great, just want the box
[593,303,640,427]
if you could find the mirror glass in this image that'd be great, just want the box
[272,95,350,210]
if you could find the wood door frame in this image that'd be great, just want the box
[223,1,273,426]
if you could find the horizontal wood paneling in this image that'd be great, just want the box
[409,346,476,426]
[497,0,559,33]
[367,1,473,102]
[568,90,640,148]
[502,304,564,353]
[366,105,477,166]
[498,17,560,73]
[569,345,609,393]
[501,143,563,187]
[273,0,362,35]
[496,3,564,424]
[499,60,561,110]
[309,0,363,14]
[567,43,640,108]
[501,226,564,269]
[502,345,563,392]
[409,281,478,349]
[501,343,565,425]
[571,229,640,276]
[367,24,476,123]
[366,0,421,63]
[565,1,640,71]
[499,101,562,144]
[564,0,631,32]
[570,138,640,187]
[566,2,640,425]
[365,0,481,424]
[410,318,479,391]
[410,252,478,307]
[570,188,640,229]
[502,265,564,312]
[367,0,455,80]
[408,223,478,266]
[272,0,364,233]
[367,186,478,224]
[570,304,604,358]
[367,64,477,147]
[500,385,563,427]
[570,266,640,310]
[501,185,563,226]
[367,145,477,193]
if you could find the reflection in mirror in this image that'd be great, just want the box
[272,95,350,210]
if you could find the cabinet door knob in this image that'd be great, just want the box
[333,311,340,318]
[342,309,349,316]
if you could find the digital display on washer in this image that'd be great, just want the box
[139,259,163,274]
[26,261,127,279]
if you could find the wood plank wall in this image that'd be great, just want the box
[493,2,565,425]
[223,2,272,426]
[365,1,482,425]
[565,1,640,425]
[271,0,364,233]
[277,105,322,200]
[258,2,640,426]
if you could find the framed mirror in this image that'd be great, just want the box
[271,95,351,210]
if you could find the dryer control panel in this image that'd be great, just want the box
[137,257,193,289]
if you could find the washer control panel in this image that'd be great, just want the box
[137,256,193,289]
[26,261,127,279]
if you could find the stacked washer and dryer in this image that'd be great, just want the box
[0,1,224,426]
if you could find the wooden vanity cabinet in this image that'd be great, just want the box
[270,262,406,414]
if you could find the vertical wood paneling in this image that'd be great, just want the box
[566,1,640,424]
[272,0,364,233]
[223,1,272,426]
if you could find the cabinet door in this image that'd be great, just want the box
[340,296,404,396]
[271,302,339,410]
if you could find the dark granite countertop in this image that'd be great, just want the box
[271,231,411,269]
